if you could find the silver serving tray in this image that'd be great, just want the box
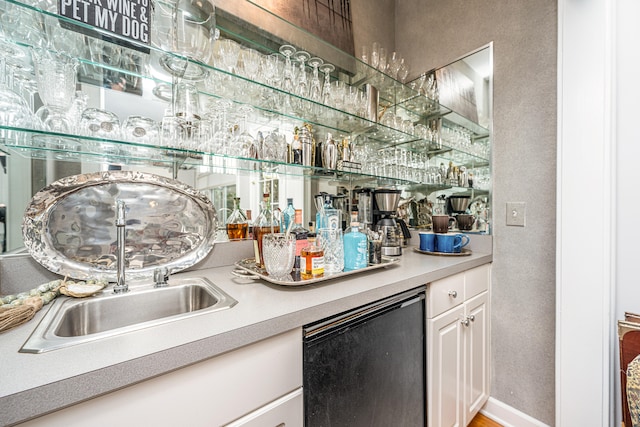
[233,256,400,287]
[22,171,217,281]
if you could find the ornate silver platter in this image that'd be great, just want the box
[22,171,217,281]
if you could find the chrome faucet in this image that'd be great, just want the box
[113,200,128,294]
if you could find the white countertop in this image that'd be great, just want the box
[0,245,491,426]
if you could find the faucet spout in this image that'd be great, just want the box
[113,200,128,294]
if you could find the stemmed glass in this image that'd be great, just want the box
[212,99,233,155]
[293,50,310,99]
[307,57,323,103]
[31,48,79,135]
[319,63,335,107]
[234,105,258,158]
[279,44,297,95]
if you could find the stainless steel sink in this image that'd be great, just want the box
[20,277,237,353]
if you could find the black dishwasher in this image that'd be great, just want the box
[303,287,426,427]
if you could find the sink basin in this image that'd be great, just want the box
[20,277,237,353]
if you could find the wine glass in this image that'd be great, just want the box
[319,63,335,107]
[307,57,323,103]
[233,105,258,158]
[293,50,310,100]
[278,44,297,95]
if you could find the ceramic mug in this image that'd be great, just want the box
[436,233,470,253]
[456,214,475,231]
[418,231,436,252]
[432,215,456,233]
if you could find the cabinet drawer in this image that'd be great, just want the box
[465,264,491,299]
[225,388,303,427]
[428,272,465,318]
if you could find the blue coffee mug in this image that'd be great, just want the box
[419,232,436,252]
[436,233,470,253]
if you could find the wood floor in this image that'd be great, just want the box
[469,412,503,427]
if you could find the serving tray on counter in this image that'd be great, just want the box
[232,256,400,287]
[413,247,473,257]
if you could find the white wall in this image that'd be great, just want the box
[615,0,640,424]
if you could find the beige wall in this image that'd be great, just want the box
[394,1,557,425]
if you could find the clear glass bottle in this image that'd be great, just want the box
[226,197,248,240]
[316,194,341,230]
[253,193,281,267]
[343,215,369,271]
[301,233,324,279]
[283,198,296,231]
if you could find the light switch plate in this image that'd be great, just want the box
[506,202,526,226]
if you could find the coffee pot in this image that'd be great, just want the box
[374,189,402,256]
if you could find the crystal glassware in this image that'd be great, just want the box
[31,48,79,133]
[154,0,216,80]
[262,233,296,279]
[226,197,248,240]
[316,227,344,274]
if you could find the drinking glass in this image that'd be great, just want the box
[317,228,344,274]
[173,81,202,149]
[293,50,310,99]
[307,57,323,103]
[233,105,257,158]
[279,44,297,94]
[154,0,216,80]
[80,108,121,154]
[31,48,79,133]
[319,63,335,106]
[262,233,296,279]
[122,116,159,145]
[239,47,262,81]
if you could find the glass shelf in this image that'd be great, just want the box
[0,0,490,188]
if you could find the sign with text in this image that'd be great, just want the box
[58,0,151,45]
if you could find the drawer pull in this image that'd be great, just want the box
[448,290,458,298]
[461,318,470,327]
[468,314,475,322]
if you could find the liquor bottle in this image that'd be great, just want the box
[282,198,296,231]
[301,233,324,279]
[291,126,302,165]
[343,214,369,271]
[253,193,281,267]
[226,197,248,240]
[316,194,341,230]
[290,209,309,257]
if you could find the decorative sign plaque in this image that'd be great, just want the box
[58,0,151,46]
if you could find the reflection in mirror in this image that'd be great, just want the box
[401,44,492,234]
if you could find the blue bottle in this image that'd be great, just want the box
[343,219,369,271]
[283,198,296,231]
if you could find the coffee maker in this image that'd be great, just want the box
[373,189,402,256]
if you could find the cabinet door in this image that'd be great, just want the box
[428,305,465,427]
[463,291,490,425]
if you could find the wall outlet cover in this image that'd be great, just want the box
[506,202,526,226]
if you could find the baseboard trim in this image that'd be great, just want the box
[480,397,551,427]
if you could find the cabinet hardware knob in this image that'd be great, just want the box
[468,314,475,322]
[461,318,470,327]
[448,290,457,298]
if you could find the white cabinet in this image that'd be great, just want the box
[427,264,490,427]
[19,329,302,427]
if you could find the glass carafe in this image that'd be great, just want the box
[226,197,248,240]
[253,193,281,267]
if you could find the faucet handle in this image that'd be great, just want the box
[153,267,169,287]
